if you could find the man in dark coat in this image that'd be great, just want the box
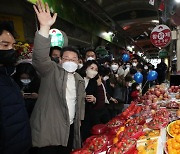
[0,22,31,154]
[156,59,167,84]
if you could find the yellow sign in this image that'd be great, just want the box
[0,14,25,42]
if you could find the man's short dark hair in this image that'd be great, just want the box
[49,46,61,57]
[0,21,15,37]
[85,48,95,53]
[85,48,96,56]
[132,57,138,62]
[125,75,133,82]
[60,46,79,58]
[130,68,137,75]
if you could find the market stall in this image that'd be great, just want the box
[72,84,180,154]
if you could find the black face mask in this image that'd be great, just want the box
[51,57,59,64]
[0,49,17,65]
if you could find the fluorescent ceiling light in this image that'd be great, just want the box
[151,20,159,23]
[108,31,113,35]
[102,31,113,36]
[175,0,180,3]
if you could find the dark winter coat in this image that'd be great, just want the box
[0,66,31,154]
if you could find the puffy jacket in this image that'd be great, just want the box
[0,66,31,154]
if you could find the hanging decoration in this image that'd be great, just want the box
[149,0,155,6]
[49,29,68,48]
[122,54,130,62]
[150,25,171,48]
[147,71,158,81]
[134,72,143,83]
[158,0,165,12]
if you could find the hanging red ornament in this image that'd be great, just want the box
[158,0,165,11]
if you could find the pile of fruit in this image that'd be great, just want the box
[119,101,142,119]
[168,85,180,93]
[167,135,180,154]
[138,85,171,109]
[138,130,160,140]
[72,84,180,154]
[83,135,109,154]
[168,120,180,137]
[137,138,158,154]
[146,108,169,129]
[107,138,137,154]
[166,101,179,109]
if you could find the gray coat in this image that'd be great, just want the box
[30,32,85,148]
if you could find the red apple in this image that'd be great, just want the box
[148,95,153,101]
[168,89,172,93]
[175,86,179,92]
[146,91,150,95]
[151,109,156,114]
[153,98,158,103]
[171,86,175,89]
[142,100,145,104]
[175,86,179,89]
[159,95,163,100]
[146,100,152,105]
[149,88,155,94]
[155,91,161,97]
[164,93,168,98]
[160,89,165,94]
[151,103,157,109]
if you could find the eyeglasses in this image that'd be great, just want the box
[62,57,78,62]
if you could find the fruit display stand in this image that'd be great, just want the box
[71,84,180,154]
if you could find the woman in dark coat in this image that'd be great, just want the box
[13,62,40,118]
[78,60,99,142]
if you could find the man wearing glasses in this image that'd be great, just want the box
[30,0,85,154]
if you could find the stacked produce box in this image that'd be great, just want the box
[72,84,180,154]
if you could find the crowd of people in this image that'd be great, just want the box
[0,0,168,154]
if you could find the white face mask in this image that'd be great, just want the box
[78,63,83,69]
[62,61,78,73]
[144,66,148,70]
[126,65,130,68]
[128,82,132,87]
[111,64,119,71]
[132,63,137,67]
[103,76,109,81]
[136,86,141,90]
[86,57,95,61]
[21,79,31,85]
[86,69,98,79]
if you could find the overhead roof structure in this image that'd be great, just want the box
[74,0,177,57]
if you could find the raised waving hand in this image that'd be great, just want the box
[33,0,57,37]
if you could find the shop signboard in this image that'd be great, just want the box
[158,49,168,58]
[49,29,65,47]
[150,25,171,48]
